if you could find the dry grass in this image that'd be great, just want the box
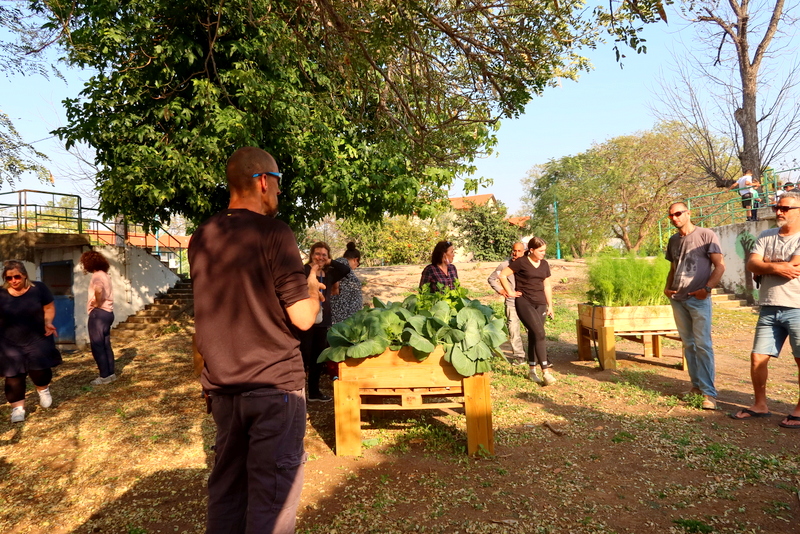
[2,260,799,533]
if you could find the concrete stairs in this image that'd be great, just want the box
[111,280,193,341]
[710,288,757,311]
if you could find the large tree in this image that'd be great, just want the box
[524,123,717,255]
[33,0,668,229]
[0,4,58,188]
[656,0,798,185]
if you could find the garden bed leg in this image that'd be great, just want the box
[576,320,592,361]
[652,335,662,358]
[334,380,362,456]
[463,374,494,456]
[598,325,616,370]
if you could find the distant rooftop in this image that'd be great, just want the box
[448,194,496,210]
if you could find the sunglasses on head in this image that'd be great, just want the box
[5,274,22,281]
[772,205,800,213]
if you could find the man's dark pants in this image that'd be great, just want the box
[206,387,307,534]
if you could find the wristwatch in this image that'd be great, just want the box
[704,286,712,293]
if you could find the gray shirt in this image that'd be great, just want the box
[751,228,800,307]
[488,259,516,306]
[665,226,722,301]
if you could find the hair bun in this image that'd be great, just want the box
[346,241,356,250]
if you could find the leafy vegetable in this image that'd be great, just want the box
[319,287,507,377]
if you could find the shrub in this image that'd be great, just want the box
[586,255,670,306]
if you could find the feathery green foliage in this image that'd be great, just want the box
[587,255,670,306]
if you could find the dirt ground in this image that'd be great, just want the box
[2,259,800,533]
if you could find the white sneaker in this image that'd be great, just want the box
[529,367,543,384]
[542,370,557,386]
[38,387,52,408]
[10,406,25,423]
[90,374,117,386]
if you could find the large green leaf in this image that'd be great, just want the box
[346,337,389,359]
[406,314,427,334]
[449,343,477,377]
[456,306,486,329]
[372,297,387,309]
[481,321,507,349]
[327,322,357,347]
[402,328,436,354]
[318,345,348,363]
[464,340,492,362]
[462,319,482,349]
[430,300,452,323]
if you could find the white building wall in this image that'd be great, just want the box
[712,219,773,300]
[33,245,180,346]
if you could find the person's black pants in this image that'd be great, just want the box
[4,368,52,403]
[89,308,115,378]
[206,388,306,534]
[514,298,549,367]
[299,326,328,395]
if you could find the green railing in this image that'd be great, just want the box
[658,168,788,248]
[0,190,188,275]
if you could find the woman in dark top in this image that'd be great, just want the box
[0,260,62,423]
[330,242,363,324]
[499,237,556,386]
[300,241,350,402]
[419,240,458,293]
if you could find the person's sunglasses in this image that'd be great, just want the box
[5,274,22,281]
[253,171,283,186]
[772,205,800,213]
[667,210,688,218]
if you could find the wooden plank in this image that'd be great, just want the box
[652,335,663,358]
[576,320,593,361]
[578,304,677,331]
[360,386,463,395]
[360,402,464,411]
[334,380,362,457]
[598,325,617,370]
[463,374,494,455]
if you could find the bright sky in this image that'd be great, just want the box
[3,8,797,216]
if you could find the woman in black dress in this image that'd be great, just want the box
[0,260,62,423]
[499,237,556,386]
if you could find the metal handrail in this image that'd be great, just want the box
[0,190,188,275]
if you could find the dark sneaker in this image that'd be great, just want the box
[308,392,332,403]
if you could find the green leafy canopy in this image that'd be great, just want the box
[36,0,669,230]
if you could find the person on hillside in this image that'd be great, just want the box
[729,169,761,221]
[419,240,458,294]
[80,250,117,385]
[730,191,800,427]
[487,241,527,365]
[189,146,324,532]
[0,260,61,423]
[330,242,363,325]
[299,241,350,402]
[498,237,556,386]
[664,202,725,411]
[776,182,795,201]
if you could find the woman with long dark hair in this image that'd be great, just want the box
[80,250,116,385]
[499,237,556,386]
[0,260,61,422]
[419,240,458,293]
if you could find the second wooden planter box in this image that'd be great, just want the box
[576,304,681,370]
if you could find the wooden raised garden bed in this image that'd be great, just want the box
[333,345,493,457]
[576,303,683,370]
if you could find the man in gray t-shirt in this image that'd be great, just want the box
[664,202,725,410]
[731,191,800,427]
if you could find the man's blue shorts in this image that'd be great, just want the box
[752,306,800,358]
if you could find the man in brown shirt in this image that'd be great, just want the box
[189,146,323,533]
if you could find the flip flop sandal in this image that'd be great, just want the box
[728,408,772,420]
[779,414,800,429]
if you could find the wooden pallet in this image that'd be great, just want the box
[333,346,493,457]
